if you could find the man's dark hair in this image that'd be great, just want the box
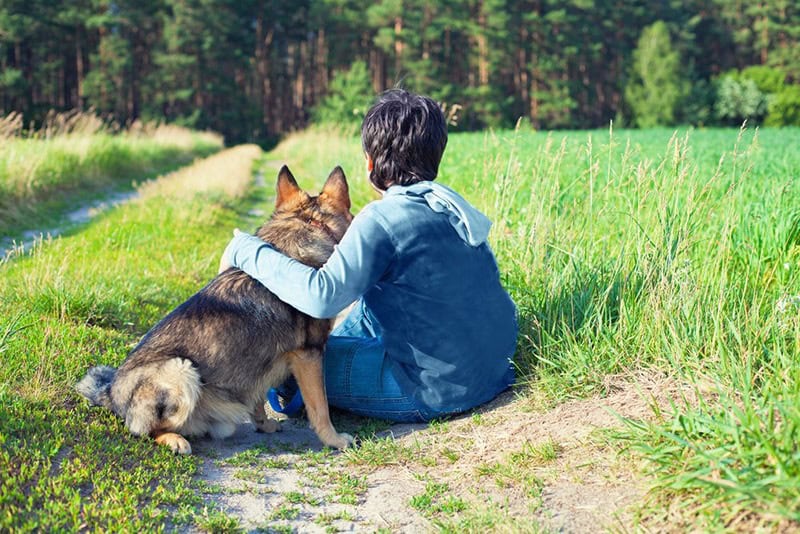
[361,89,448,190]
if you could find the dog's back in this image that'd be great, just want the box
[77,165,354,454]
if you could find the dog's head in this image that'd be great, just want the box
[257,165,353,268]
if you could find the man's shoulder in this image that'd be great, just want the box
[364,192,431,217]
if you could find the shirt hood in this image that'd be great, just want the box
[385,181,492,246]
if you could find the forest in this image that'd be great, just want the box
[1,0,799,142]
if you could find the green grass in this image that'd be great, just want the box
[2,124,800,529]
[474,440,552,498]
[0,145,261,531]
[266,125,800,527]
[410,479,467,516]
[0,126,222,239]
[269,504,301,521]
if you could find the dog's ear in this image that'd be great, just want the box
[320,166,350,211]
[276,165,303,207]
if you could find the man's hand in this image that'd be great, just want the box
[218,228,242,274]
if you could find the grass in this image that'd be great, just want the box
[0,112,223,239]
[264,124,800,528]
[410,480,467,516]
[2,122,799,530]
[474,440,552,497]
[0,144,261,531]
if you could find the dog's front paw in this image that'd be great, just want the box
[154,432,192,455]
[326,432,354,450]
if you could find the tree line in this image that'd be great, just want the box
[1,0,799,143]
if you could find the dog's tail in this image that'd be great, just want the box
[76,365,116,410]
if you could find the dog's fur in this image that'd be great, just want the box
[76,165,354,454]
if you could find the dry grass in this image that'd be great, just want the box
[1,109,221,144]
[138,144,262,200]
[0,110,223,235]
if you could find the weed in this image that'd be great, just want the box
[259,524,292,534]
[410,480,467,518]
[194,506,243,533]
[329,472,368,505]
[314,509,355,529]
[222,448,261,467]
[284,491,320,506]
[270,504,301,521]
[441,447,460,463]
[342,435,417,468]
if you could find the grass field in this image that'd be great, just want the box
[0,125,798,530]
[266,125,800,527]
[0,113,223,240]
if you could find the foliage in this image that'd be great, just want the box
[680,79,716,127]
[765,85,800,126]
[312,61,375,131]
[738,65,787,94]
[717,65,800,126]
[624,21,689,128]
[3,1,800,137]
[0,67,25,95]
[268,126,800,527]
[82,33,132,120]
[714,75,768,125]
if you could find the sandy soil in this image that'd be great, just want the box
[183,372,694,533]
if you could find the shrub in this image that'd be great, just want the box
[716,65,800,126]
[739,65,787,94]
[765,85,800,126]
[714,75,767,125]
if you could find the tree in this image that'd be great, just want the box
[2,0,799,136]
[82,0,165,122]
[153,0,258,142]
[312,60,375,131]
[624,21,689,127]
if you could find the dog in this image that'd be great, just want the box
[76,165,354,454]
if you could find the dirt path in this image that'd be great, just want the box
[0,189,139,257]
[184,373,686,532]
[2,145,263,261]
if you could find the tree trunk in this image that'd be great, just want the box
[76,30,84,108]
[394,16,403,79]
[315,28,328,102]
[477,6,489,87]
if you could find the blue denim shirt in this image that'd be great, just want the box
[225,182,517,415]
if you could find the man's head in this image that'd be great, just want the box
[361,89,448,191]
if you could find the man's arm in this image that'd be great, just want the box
[222,209,394,318]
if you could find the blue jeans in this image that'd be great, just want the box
[323,300,430,423]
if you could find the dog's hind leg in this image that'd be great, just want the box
[115,357,202,454]
[289,349,353,450]
[252,400,281,433]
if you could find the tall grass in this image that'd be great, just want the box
[267,125,800,526]
[0,110,223,236]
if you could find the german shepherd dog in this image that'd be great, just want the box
[77,166,354,454]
